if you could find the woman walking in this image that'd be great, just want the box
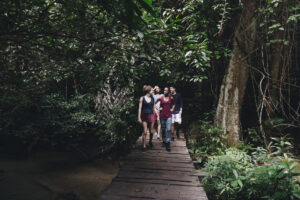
[155,87,175,151]
[138,85,158,152]
[153,85,163,140]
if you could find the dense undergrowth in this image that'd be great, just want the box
[187,112,300,200]
[0,92,140,159]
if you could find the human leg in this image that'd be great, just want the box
[166,118,172,143]
[171,114,175,140]
[153,113,158,138]
[149,122,154,147]
[176,122,181,138]
[165,118,172,151]
[157,119,161,140]
[142,121,148,150]
[161,118,166,145]
[174,114,182,138]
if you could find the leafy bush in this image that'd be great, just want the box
[0,93,99,150]
[251,146,270,164]
[40,93,98,148]
[0,91,139,155]
[246,157,300,200]
[97,100,139,148]
[188,119,227,156]
[201,147,300,200]
[268,136,294,158]
[244,128,264,147]
[202,148,253,200]
[244,118,296,149]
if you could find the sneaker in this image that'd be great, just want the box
[149,141,153,148]
[142,147,146,152]
[157,135,161,140]
[162,141,166,147]
[154,132,158,137]
[171,137,175,141]
[176,132,180,139]
[166,142,171,152]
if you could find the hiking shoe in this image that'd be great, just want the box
[149,141,153,148]
[142,147,146,152]
[157,134,160,140]
[166,142,171,152]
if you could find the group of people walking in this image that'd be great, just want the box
[138,85,183,152]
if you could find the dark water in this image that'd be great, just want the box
[0,153,119,200]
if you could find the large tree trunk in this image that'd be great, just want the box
[214,1,257,146]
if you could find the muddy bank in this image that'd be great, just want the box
[0,152,119,200]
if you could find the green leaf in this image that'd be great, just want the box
[237,180,243,188]
[143,0,152,6]
[137,0,156,16]
[188,149,194,154]
[185,50,192,57]
[233,169,239,178]
[231,180,238,187]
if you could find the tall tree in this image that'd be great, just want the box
[214,1,258,146]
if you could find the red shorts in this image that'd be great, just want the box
[155,111,160,121]
[141,113,155,123]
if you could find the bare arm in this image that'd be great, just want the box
[138,97,143,123]
[153,102,159,119]
[170,97,175,112]
[179,94,183,114]
[155,98,161,104]
[156,97,163,111]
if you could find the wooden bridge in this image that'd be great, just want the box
[99,136,208,200]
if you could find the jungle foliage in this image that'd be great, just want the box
[0,0,215,155]
[1,0,300,199]
[0,0,299,168]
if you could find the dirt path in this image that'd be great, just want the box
[0,152,119,200]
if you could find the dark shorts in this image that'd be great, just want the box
[141,113,155,123]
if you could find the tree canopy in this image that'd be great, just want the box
[0,0,299,158]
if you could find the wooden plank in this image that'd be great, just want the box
[119,169,196,175]
[125,157,193,164]
[128,152,192,159]
[100,194,208,200]
[100,182,207,200]
[122,160,195,169]
[128,155,191,160]
[147,148,188,151]
[122,165,195,173]
[117,170,199,182]
[119,167,197,174]
[99,195,154,200]
[118,167,199,175]
[114,177,200,187]
[131,149,189,155]
[145,144,189,149]
[135,142,187,148]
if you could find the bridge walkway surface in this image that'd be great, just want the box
[99,135,208,200]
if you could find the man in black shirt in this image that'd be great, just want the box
[170,86,183,140]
